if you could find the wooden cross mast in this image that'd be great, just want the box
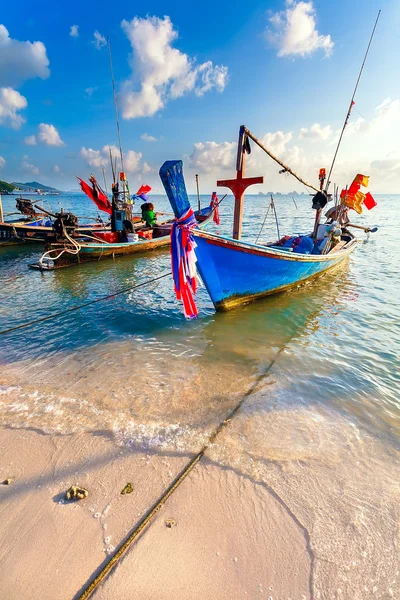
[217,125,263,240]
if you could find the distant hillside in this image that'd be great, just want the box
[0,180,15,193]
[12,181,59,192]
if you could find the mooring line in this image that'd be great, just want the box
[77,347,286,600]
[0,271,171,336]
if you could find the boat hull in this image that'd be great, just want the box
[29,207,215,269]
[193,230,357,311]
[0,221,109,246]
[47,235,170,267]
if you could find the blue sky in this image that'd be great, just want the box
[1,0,399,193]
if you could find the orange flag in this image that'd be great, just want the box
[345,190,365,214]
[354,174,369,187]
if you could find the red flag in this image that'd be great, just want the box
[348,181,360,196]
[77,177,112,214]
[137,184,152,196]
[363,192,377,210]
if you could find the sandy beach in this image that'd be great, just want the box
[0,427,311,600]
[1,386,399,600]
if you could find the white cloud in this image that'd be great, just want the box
[0,24,50,87]
[187,141,236,173]
[0,87,27,128]
[80,144,150,175]
[343,98,400,138]
[85,87,97,97]
[70,25,79,38]
[299,123,332,140]
[260,130,293,154]
[80,146,111,169]
[38,123,64,146]
[0,155,5,168]
[266,1,334,58]
[192,61,228,97]
[120,16,228,119]
[371,156,400,172]
[124,150,142,173]
[142,162,153,174]
[24,134,37,145]
[22,160,39,175]
[93,30,106,50]
[141,133,158,142]
[53,165,61,173]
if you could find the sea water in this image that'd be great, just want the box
[0,192,399,597]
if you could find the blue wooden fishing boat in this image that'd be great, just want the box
[160,124,378,315]
[177,228,357,311]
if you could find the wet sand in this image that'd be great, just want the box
[0,428,189,600]
[0,427,310,600]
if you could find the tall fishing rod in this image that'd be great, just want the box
[107,38,125,175]
[325,10,381,193]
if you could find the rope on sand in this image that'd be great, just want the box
[77,348,286,599]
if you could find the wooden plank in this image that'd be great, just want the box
[329,241,347,253]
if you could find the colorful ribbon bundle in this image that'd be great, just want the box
[170,208,199,319]
[210,192,220,225]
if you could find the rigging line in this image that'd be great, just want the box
[76,343,290,600]
[271,195,280,241]
[325,10,381,193]
[107,38,125,175]
[243,127,320,194]
[0,271,172,336]
[255,198,271,244]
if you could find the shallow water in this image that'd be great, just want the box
[1,191,399,596]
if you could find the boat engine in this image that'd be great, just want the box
[52,212,79,239]
[16,198,36,218]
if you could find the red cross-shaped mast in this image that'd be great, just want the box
[217,125,263,240]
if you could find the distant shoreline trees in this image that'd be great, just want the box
[0,180,15,193]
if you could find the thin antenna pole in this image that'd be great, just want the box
[325,10,381,193]
[195,174,201,211]
[107,38,125,175]
[109,147,116,183]
[102,167,108,195]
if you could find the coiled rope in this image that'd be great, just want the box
[38,226,82,266]
[0,271,171,336]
